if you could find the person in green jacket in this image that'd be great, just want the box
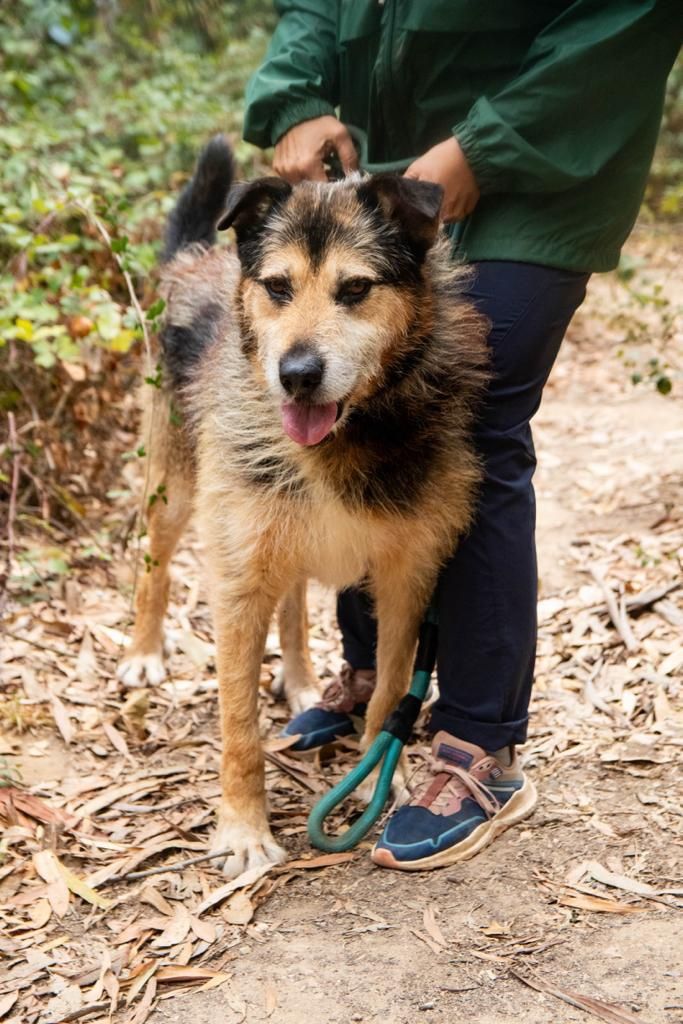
[243,1,682,871]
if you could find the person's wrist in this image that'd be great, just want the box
[271,100,336,148]
[451,121,491,194]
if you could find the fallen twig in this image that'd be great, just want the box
[54,1001,110,1023]
[590,567,639,651]
[106,846,232,883]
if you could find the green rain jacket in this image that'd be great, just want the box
[243,1,682,273]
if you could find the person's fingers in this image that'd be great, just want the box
[301,158,328,182]
[403,161,421,180]
[273,159,303,184]
[333,130,359,174]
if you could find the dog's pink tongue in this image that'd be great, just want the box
[281,402,337,446]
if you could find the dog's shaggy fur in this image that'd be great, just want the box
[119,137,490,876]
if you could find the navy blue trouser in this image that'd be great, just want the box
[338,261,590,751]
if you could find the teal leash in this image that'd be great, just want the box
[307,604,438,853]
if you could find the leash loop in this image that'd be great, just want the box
[307,605,438,853]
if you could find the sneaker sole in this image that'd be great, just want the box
[371,776,538,872]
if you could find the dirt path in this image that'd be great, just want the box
[2,228,682,1024]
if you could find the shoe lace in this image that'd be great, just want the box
[416,754,501,818]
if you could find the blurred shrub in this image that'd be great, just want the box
[0,0,272,520]
[645,54,683,218]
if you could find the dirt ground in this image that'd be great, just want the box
[1,225,682,1024]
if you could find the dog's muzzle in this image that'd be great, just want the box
[279,347,324,400]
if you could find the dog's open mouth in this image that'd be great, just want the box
[281,401,343,447]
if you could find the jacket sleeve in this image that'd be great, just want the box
[243,0,339,149]
[452,0,683,195]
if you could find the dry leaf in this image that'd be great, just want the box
[190,916,216,943]
[264,981,278,1016]
[103,720,130,757]
[50,693,75,744]
[56,858,112,910]
[44,983,82,1021]
[0,993,18,1019]
[197,973,233,994]
[481,920,511,937]
[113,917,168,945]
[28,899,52,929]
[90,623,130,653]
[126,964,157,1006]
[262,734,307,753]
[559,892,648,914]
[512,970,652,1024]
[410,928,444,956]
[156,966,227,984]
[600,741,671,765]
[280,852,354,871]
[151,905,191,948]
[422,905,446,947]
[222,891,254,926]
[128,974,157,1024]
[0,789,78,830]
[587,861,658,897]
[33,850,70,918]
[139,885,175,916]
[196,863,272,916]
[659,647,683,676]
[174,630,215,667]
[76,628,98,685]
[538,597,565,623]
[78,779,163,818]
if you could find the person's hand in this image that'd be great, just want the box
[273,116,358,183]
[405,137,480,222]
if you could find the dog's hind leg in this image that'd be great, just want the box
[273,580,320,714]
[118,420,193,687]
[209,574,288,877]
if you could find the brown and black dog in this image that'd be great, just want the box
[119,137,489,876]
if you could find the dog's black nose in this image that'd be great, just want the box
[279,347,324,398]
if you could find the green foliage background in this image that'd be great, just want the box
[0,0,681,524]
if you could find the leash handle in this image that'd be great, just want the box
[307,604,438,853]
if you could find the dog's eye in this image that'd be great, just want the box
[338,278,373,305]
[262,277,292,302]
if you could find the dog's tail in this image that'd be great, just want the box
[162,134,234,263]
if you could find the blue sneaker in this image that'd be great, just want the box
[281,664,376,751]
[372,731,537,870]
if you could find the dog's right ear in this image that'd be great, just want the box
[217,178,292,245]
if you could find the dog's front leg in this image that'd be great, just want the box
[362,555,436,801]
[210,582,287,877]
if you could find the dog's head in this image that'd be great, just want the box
[218,174,443,447]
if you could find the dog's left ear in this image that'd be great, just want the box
[357,174,443,251]
[217,177,292,242]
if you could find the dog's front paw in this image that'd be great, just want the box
[211,809,287,879]
[117,650,166,687]
[285,683,321,716]
[270,666,320,715]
